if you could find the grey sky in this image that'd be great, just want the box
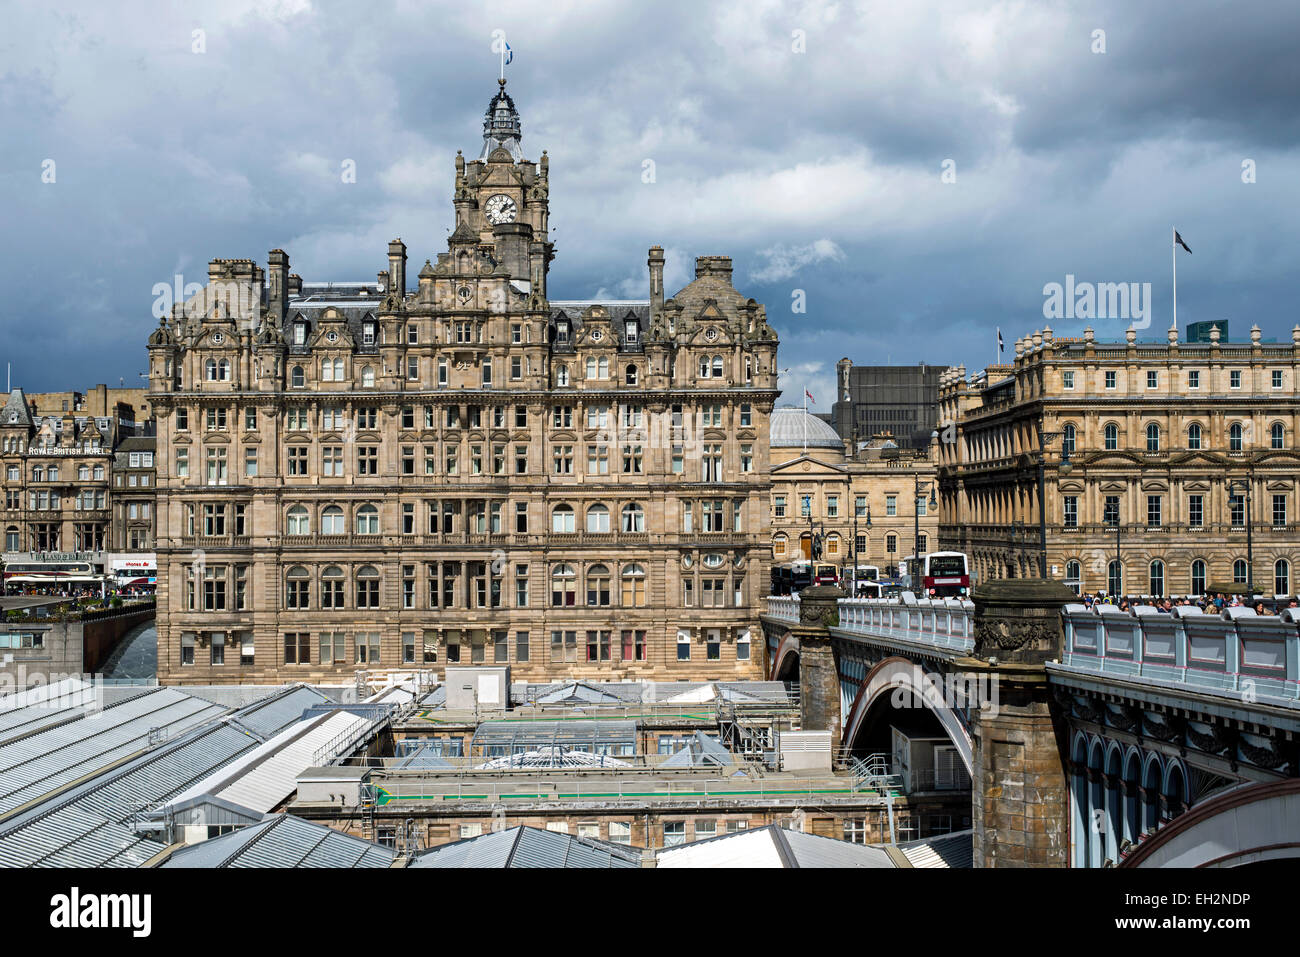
[2,0,1298,411]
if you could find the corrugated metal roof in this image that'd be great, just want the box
[0,687,226,816]
[229,685,332,737]
[900,829,974,868]
[409,826,640,869]
[161,814,395,868]
[0,677,101,743]
[168,711,374,815]
[657,825,896,869]
[0,690,335,868]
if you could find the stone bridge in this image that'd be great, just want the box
[761,583,1300,868]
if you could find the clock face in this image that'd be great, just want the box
[485,193,517,224]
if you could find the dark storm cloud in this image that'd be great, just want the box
[0,0,1298,411]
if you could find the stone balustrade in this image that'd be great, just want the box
[1060,604,1300,704]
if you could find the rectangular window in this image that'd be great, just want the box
[677,631,691,660]
[1063,495,1078,528]
[287,446,308,476]
[1188,494,1204,528]
[1273,494,1287,528]
[1147,495,1162,528]
[1188,369,1200,389]
[1062,370,1075,389]
[244,447,258,478]
[176,448,189,478]
[1230,369,1242,389]
[1272,370,1283,389]
[886,495,897,517]
[515,630,529,662]
[774,495,786,519]
[1230,494,1245,527]
[1146,370,1158,389]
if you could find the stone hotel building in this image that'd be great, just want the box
[937,323,1300,597]
[147,79,780,684]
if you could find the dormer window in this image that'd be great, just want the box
[293,323,307,346]
[556,322,570,344]
[625,320,638,343]
[363,322,376,346]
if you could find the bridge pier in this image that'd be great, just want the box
[960,579,1077,868]
[787,585,845,753]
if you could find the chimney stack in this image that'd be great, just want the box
[388,239,408,298]
[648,246,665,319]
[268,249,289,323]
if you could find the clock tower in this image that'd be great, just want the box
[444,78,552,297]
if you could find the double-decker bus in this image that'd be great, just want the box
[920,552,970,598]
[812,563,839,586]
[844,565,880,595]
[3,559,104,592]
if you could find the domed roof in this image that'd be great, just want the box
[770,406,844,449]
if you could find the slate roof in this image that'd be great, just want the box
[409,826,640,869]
[0,389,32,428]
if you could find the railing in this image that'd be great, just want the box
[765,595,800,623]
[911,767,973,792]
[1058,604,1300,704]
[832,595,976,654]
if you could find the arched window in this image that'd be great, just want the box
[218,359,231,381]
[361,365,375,388]
[773,534,787,558]
[321,565,345,609]
[551,564,576,607]
[1271,422,1285,450]
[78,465,89,480]
[621,503,645,533]
[1229,422,1243,451]
[1187,423,1202,450]
[4,526,18,551]
[698,356,711,378]
[826,534,841,557]
[356,565,380,608]
[356,504,379,535]
[625,364,638,386]
[586,504,609,534]
[291,365,305,388]
[321,505,345,535]
[1065,559,1082,594]
[1062,424,1076,456]
[205,359,218,381]
[1108,560,1123,597]
[712,355,723,378]
[556,364,569,387]
[1191,559,1207,596]
[287,505,309,535]
[285,566,310,609]
[552,504,575,534]
[1233,558,1248,584]
[1146,423,1160,452]
[1274,559,1290,597]
[586,564,611,606]
[621,564,647,607]
[886,533,897,553]
[1104,423,1118,450]
[1149,559,1165,597]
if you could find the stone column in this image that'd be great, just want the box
[792,584,844,752]
[959,578,1076,867]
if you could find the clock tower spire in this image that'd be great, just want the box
[480,77,523,162]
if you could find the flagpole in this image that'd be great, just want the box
[1171,226,1178,333]
[803,390,808,454]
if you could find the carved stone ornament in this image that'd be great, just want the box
[974,619,1050,653]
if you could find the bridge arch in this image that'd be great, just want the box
[1122,779,1300,867]
[841,656,973,774]
[769,633,800,682]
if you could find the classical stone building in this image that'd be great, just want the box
[768,407,940,576]
[147,79,781,684]
[1,388,155,574]
[937,323,1300,597]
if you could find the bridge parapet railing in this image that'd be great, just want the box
[833,596,975,655]
[1060,604,1300,703]
[765,595,800,623]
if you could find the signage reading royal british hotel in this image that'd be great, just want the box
[147,79,781,684]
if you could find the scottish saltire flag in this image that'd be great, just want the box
[1175,230,1191,254]
[505,42,513,65]
[997,327,1003,356]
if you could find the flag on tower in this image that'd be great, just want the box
[504,42,513,65]
[805,389,815,404]
[997,327,1004,357]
